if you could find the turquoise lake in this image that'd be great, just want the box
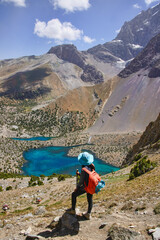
[22,145,119,176]
[12,136,53,141]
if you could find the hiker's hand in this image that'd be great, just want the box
[76,169,80,175]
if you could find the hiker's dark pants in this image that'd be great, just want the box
[72,187,93,213]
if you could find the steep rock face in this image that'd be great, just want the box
[135,112,160,147]
[88,40,142,62]
[116,3,160,47]
[87,3,160,61]
[87,43,121,63]
[81,64,103,83]
[124,113,160,165]
[48,44,85,69]
[118,33,160,78]
[48,44,104,84]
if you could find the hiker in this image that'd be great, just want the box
[67,152,96,220]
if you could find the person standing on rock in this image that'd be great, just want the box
[67,152,95,220]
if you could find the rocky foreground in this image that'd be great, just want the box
[0,144,159,240]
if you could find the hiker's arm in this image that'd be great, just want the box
[76,170,85,189]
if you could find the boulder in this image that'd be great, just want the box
[149,227,160,240]
[108,224,145,240]
[26,235,42,240]
[60,212,79,234]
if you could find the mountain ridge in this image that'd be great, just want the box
[87,3,160,62]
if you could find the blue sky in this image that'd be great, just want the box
[0,0,160,60]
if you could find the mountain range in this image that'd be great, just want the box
[88,3,160,61]
[0,3,160,133]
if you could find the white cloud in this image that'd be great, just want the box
[50,0,91,12]
[34,18,94,45]
[1,0,26,7]
[144,0,159,5]
[133,3,141,9]
[83,35,95,43]
[34,18,83,42]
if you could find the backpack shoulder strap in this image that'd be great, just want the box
[82,167,94,174]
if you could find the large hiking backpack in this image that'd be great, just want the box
[82,167,105,194]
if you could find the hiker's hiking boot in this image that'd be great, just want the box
[66,208,76,215]
[83,212,91,220]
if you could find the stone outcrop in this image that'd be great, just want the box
[81,64,103,83]
[149,227,160,240]
[118,33,160,78]
[48,212,79,235]
[108,224,145,240]
[48,44,86,69]
[124,112,160,165]
[48,44,104,84]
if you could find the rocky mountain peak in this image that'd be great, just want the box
[118,32,160,78]
[48,44,86,69]
[87,3,160,62]
[48,44,104,84]
[116,3,160,47]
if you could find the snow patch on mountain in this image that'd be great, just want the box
[143,20,149,25]
[137,28,143,32]
[128,44,143,49]
[116,59,126,68]
[152,10,159,16]
[112,40,123,43]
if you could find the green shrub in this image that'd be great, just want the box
[129,157,156,180]
[134,153,142,162]
[0,172,26,179]
[58,175,65,181]
[40,174,45,180]
[6,186,12,191]
[37,180,44,186]
[0,186,3,192]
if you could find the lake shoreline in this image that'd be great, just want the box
[22,144,120,176]
[0,132,141,174]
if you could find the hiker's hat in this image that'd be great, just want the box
[78,152,94,166]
